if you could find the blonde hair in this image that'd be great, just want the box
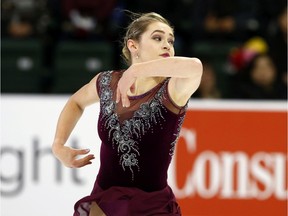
[121,12,173,65]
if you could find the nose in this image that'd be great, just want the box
[163,41,171,50]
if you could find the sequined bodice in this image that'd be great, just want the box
[96,70,187,192]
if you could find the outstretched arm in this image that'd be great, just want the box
[52,74,100,168]
[117,57,203,107]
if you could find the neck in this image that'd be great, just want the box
[128,77,165,96]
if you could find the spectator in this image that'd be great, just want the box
[60,0,117,40]
[266,6,287,85]
[228,36,269,74]
[1,0,45,38]
[40,0,118,93]
[191,0,264,42]
[232,53,287,100]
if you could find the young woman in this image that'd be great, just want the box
[52,12,202,216]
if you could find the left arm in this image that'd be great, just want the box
[117,57,203,107]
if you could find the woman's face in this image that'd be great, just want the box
[136,21,175,62]
[251,56,276,87]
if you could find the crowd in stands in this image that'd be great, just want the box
[1,0,287,100]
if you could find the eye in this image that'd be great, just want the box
[168,39,175,45]
[152,36,162,41]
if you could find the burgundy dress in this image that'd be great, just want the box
[74,70,187,216]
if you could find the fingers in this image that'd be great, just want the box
[116,87,120,104]
[71,154,95,168]
[55,146,95,168]
[73,148,90,156]
[117,72,134,107]
[121,94,130,108]
[116,86,131,107]
[70,148,95,168]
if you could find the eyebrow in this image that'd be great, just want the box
[150,30,174,38]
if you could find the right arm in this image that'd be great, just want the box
[52,74,100,168]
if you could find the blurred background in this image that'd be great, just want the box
[1,0,287,99]
[1,1,287,216]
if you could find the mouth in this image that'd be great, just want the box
[160,53,170,58]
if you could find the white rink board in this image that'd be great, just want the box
[1,95,101,216]
[1,95,286,216]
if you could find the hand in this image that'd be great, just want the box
[116,67,136,107]
[52,145,95,168]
